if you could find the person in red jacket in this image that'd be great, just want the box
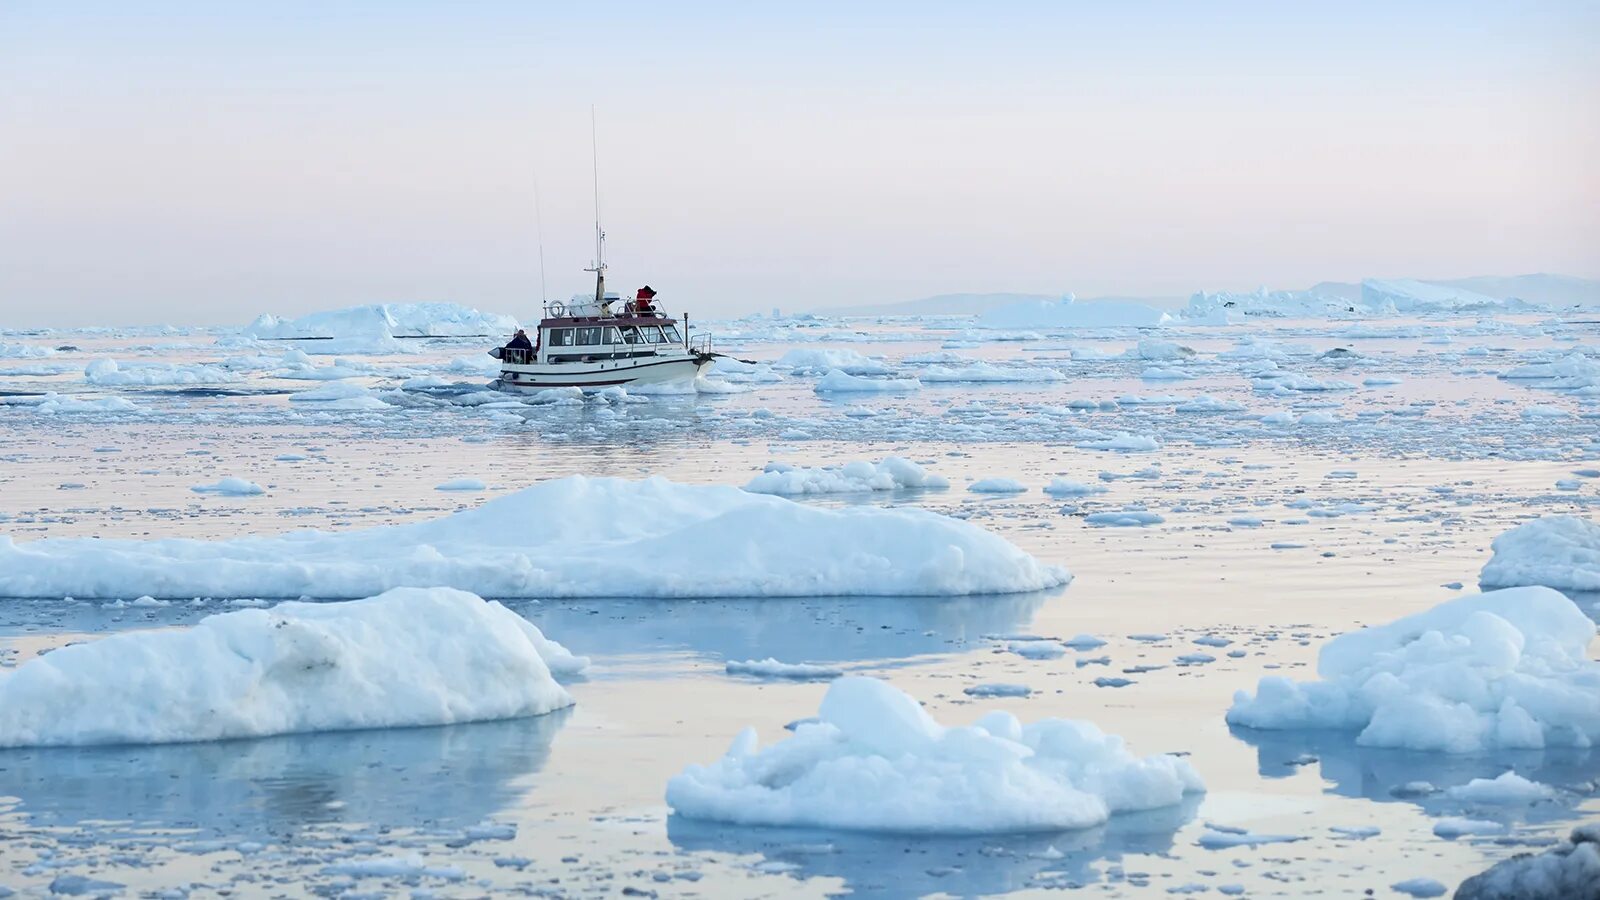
[635,285,658,316]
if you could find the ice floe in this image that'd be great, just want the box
[665,677,1203,833]
[1480,516,1600,592]
[0,476,1069,599]
[1226,586,1600,752]
[1455,823,1600,900]
[243,302,517,340]
[778,348,891,376]
[85,359,242,386]
[0,587,583,747]
[743,458,948,495]
[813,370,921,393]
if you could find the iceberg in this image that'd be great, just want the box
[1480,516,1600,593]
[777,348,891,376]
[243,302,518,340]
[0,476,1070,599]
[1226,587,1600,753]
[666,677,1203,833]
[85,359,242,386]
[1455,824,1600,900]
[0,587,585,748]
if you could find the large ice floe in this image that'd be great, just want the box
[85,359,242,386]
[1454,823,1600,900]
[0,587,585,747]
[743,458,949,495]
[1226,587,1600,753]
[0,476,1068,599]
[665,676,1203,833]
[1479,516,1600,593]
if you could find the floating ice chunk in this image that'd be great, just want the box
[1045,478,1108,497]
[1434,817,1509,838]
[85,359,241,386]
[744,458,948,495]
[814,370,921,393]
[288,382,375,402]
[922,361,1065,382]
[726,659,844,680]
[1227,586,1600,753]
[1175,395,1246,413]
[190,477,265,496]
[321,855,468,881]
[1094,677,1134,688]
[1086,511,1165,527]
[1141,366,1193,380]
[665,677,1203,833]
[1390,877,1448,897]
[1363,376,1403,386]
[1523,405,1571,420]
[0,342,56,359]
[969,478,1027,494]
[778,348,890,376]
[1443,771,1556,804]
[1009,642,1066,660]
[1196,828,1302,848]
[1075,432,1160,452]
[1480,516,1600,592]
[1455,824,1600,900]
[1132,339,1195,360]
[0,476,1070,599]
[0,587,583,748]
[1330,825,1381,838]
[965,683,1032,697]
[436,478,487,492]
[1063,634,1106,649]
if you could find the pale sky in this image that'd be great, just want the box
[2,1,1597,327]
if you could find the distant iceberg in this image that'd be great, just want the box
[241,302,519,345]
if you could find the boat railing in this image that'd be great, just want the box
[502,347,535,366]
[689,333,712,354]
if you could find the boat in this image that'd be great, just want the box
[489,282,715,390]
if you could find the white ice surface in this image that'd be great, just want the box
[1479,516,1600,592]
[743,458,948,495]
[1226,586,1600,753]
[1455,824,1600,900]
[665,676,1203,833]
[0,476,1069,599]
[0,587,584,747]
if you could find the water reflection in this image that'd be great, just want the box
[511,591,1056,666]
[668,795,1200,899]
[1230,725,1599,828]
[0,711,568,840]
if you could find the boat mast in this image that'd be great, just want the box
[583,106,606,308]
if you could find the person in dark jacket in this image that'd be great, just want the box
[506,329,533,350]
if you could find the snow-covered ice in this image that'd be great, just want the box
[0,587,583,747]
[665,677,1203,833]
[1480,516,1600,592]
[743,458,948,495]
[1227,586,1600,752]
[0,476,1070,599]
[1455,824,1600,899]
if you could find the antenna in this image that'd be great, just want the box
[584,105,607,306]
[532,169,547,305]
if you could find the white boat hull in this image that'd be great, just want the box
[497,354,710,390]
